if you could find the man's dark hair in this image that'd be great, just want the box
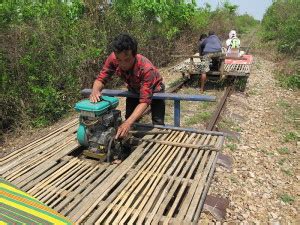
[199,33,208,41]
[208,31,215,36]
[112,34,138,56]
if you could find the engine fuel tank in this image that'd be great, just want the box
[74,96,119,116]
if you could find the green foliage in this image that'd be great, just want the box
[277,147,290,155]
[261,1,299,91]
[207,2,257,37]
[226,143,237,151]
[281,169,293,176]
[283,132,299,142]
[1,1,104,129]
[113,0,198,41]
[280,194,295,204]
[223,1,239,15]
[185,111,212,126]
[235,14,259,34]
[277,73,300,90]
[1,0,258,135]
[262,0,300,54]
[278,158,286,165]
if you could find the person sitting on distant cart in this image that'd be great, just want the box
[226,30,241,57]
[198,31,222,93]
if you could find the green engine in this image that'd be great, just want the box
[74,96,122,161]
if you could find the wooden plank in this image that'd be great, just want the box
[49,164,99,208]
[140,138,220,151]
[54,164,111,212]
[150,135,209,224]
[20,159,71,191]
[13,161,57,187]
[20,141,79,192]
[0,128,78,175]
[82,131,175,223]
[140,135,206,224]
[47,163,99,208]
[184,151,217,222]
[92,131,183,224]
[83,133,170,224]
[3,137,75,181]
[40,162,90,203]
[0,118,78,165]
[191,139,223,223]
[149,136,203,224]
[35,160,85,200]
[135,135,204,224]
[115,133,192,225]
[162,136,208,224]
[171,55,204,59]
[2,125,223,223]
[59,164,117,214]
[67,140,152,222]
[175,139,217,223]
[28,158,80,195]
[175,149,211,220]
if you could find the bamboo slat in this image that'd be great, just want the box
[2,125,224,224]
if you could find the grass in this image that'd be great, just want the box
[248,88,259,96]
[281,168,293,176]
[185,111,211,126]
[277,147,290,155]
[234,77,248,92]
[278,158,286,165]
[277,100,300,128]
[218,118,242,132]
[257,148,274,156]
[201,101,214,110]
[280,194,295,204]
[276,72,300,90]
[230,176,238,184]
[226,143,237,151]
[283,131,299,142]
[278,100,290,108]
[167,77,186,90]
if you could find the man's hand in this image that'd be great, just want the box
[90,90,101,103]
[115,121,132,139]
[115,102,148,139]
[90,80,104,103]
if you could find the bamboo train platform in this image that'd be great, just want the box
[0,118,225,224]
[224,63,251,74]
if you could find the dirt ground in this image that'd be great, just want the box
[200,56,299,224]
[1,54,299,223]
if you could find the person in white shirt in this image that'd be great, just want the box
[226,30,242,57]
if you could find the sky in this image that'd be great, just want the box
[196,0,273,20]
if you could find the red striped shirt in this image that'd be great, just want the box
[97,53,164,104]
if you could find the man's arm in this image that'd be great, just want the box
[116,67,160,139]
[200,39,206,56]
[115,102,148,139]
[90,80,104,103]
[90,53,116,103]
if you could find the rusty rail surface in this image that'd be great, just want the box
[206,86,233,131]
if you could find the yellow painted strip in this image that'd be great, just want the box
[1,198,68,225]
[0,221,9,225]
[1,191,68,218]
[0,183,35,200]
